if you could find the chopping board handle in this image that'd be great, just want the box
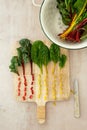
[37,106,46,124]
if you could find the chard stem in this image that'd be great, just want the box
[60,14,77,38]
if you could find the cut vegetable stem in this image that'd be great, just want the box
[60,14,77,38]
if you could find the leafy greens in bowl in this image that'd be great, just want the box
[57,0,87,42]
[40,0,87,49]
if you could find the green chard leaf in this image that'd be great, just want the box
[39,44,50,66]
[9,56,19,75]
[50,43,67,68]
[65,0,71,10]
[22,53,29,64]
[74,0,87,13]
[17,47,23,65]
[31,40,50,71]
[56,0,73,25]
[19,38,32,59]
[73,0,87,23]
[31,40,43,69]
[19,39,31,48]
[17,47,30,64]
[62,15,71,25]
[17,39,32,64]
[81,24,87,40]
[59,54,67,68]
[50,43,60,63]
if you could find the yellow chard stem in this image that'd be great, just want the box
[52,63,56,74]
[44,66,48,101]
[59,68,63,95]
[37,74,41,99]
[52,63,57,101]
[60,14,77,38]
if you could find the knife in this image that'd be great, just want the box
[74,80,80,118]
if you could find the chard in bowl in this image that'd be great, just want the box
[40,0,87,49]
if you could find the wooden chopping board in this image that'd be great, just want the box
[13,41,70,124]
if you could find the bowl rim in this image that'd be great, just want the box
[39,0,87,50]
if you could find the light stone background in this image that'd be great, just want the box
[0,0,87,130]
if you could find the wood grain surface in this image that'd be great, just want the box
[37,106,46,124]
[0,0,87,130]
